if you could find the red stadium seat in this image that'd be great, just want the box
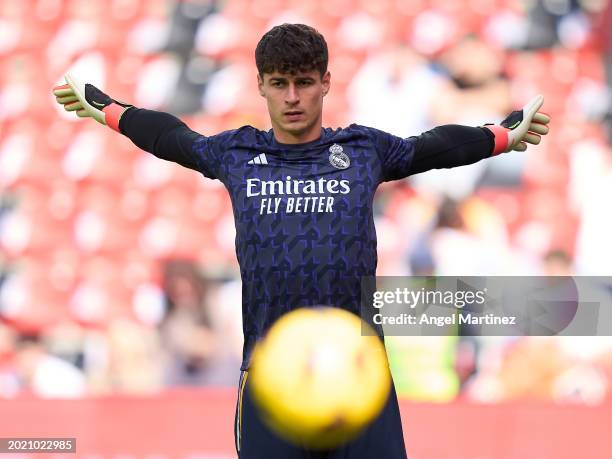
[0,260,72,334]
[0,186,73,258]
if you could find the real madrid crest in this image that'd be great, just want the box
[328,144,350,170]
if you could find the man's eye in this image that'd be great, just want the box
[272,81,283,87]
[298,80,311,86]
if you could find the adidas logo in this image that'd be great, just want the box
[248,153,268,165]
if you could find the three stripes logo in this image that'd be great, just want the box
[248,153,268,165]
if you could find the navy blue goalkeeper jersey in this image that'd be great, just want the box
[190,124,415,369]
[118,108,494,371]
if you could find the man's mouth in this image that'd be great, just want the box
[284,110,304,120]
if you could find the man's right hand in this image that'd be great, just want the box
[53,73,132,132]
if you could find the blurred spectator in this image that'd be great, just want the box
[569,134,612,275]
[347,44,442,136]
[105,319,163,393]
[163,0,220,114]
[524,0,587,50]
[160,260,239,386]
[413,35,516,198]
[542,248,573,276]
[594,0,612,143]
[386,335,459,402]
[432,35,511,125]
[463,247,612,404]
[466,335,612,404]
[426,198,506,275]
[15,335,86,398]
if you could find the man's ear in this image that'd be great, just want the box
[322,71,331,97]
[257,74,265,97]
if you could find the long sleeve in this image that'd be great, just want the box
[118,107,203,171]
[408,125,495,175]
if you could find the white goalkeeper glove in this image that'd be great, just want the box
[485,95,551,154]
[52,72,132,132]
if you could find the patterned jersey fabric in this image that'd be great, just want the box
[191,124,415,369]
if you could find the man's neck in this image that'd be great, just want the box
[272,125,323,145]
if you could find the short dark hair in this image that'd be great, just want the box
[255,23,328,77]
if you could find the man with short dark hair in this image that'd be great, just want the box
[54,23,550,459]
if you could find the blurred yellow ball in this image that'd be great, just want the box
[249,307,391,449]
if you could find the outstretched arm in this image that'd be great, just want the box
[408,125,494,175]
[53,73,203,171]
[117,108,202,171]
[408,95,551,175]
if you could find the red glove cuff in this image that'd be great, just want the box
[485,125,510,156]
[102,103,126,133]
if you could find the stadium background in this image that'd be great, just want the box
[1,0,611,457]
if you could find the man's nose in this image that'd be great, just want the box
[285,84,299,104]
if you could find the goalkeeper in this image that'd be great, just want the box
[53,23,549,459]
